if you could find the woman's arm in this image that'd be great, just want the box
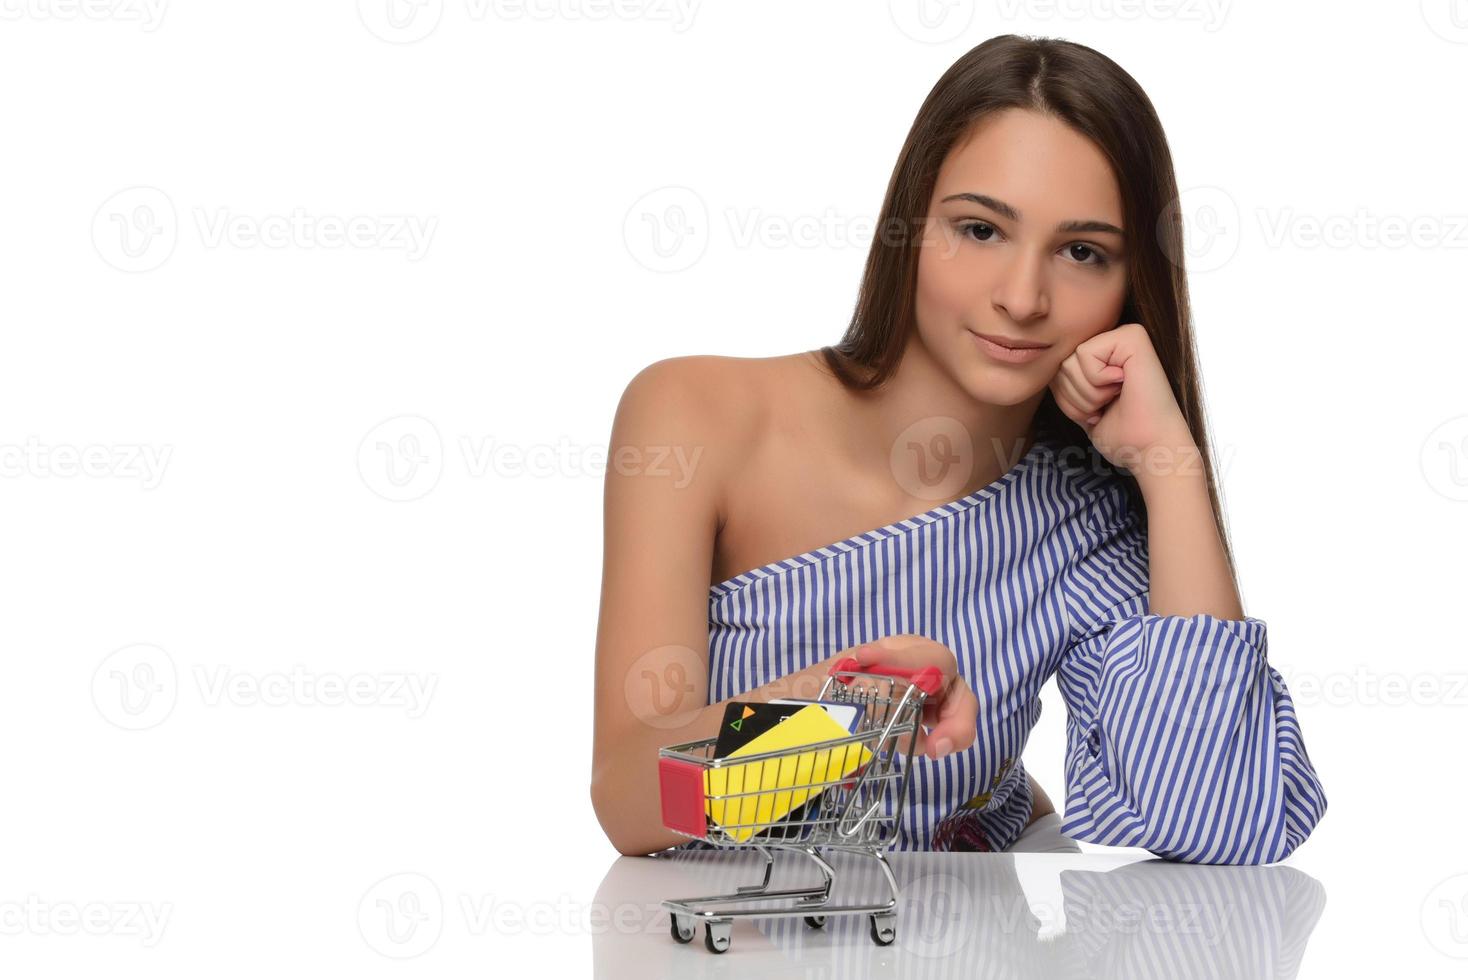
[590,357,727,856]
[1053,479,1327,864]
[1133,434,1243,620]
[591,358,866,855]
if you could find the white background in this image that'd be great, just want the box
[3,1,1466,976]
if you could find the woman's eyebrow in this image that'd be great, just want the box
[940,191,1124,237]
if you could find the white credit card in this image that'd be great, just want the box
[770,698,865,734]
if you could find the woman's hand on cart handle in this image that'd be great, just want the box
[845,635,978,761]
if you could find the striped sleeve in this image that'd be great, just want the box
[1054,484,1328,865]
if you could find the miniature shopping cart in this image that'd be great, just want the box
[656,657,942,954]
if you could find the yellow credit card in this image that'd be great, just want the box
[704,703,872,842]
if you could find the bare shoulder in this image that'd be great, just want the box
[611,352,816,518]
[613,352,807,452]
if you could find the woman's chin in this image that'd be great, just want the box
[961,368,1044,407]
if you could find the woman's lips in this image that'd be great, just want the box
[969,331,1050,364]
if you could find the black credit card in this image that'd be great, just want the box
[712,701,807,758]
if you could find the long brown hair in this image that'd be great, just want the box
[820,34,1238,586]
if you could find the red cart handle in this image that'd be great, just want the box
[828,657,945,697]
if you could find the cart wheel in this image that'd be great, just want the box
[704,919,732,954]
[669,914,694,944]
[803,915,827,929]
[869,913,896,946]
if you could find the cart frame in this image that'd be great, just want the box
[655,656,942,953]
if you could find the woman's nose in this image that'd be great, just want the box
[990,252,1049,321]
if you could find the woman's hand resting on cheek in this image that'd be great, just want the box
[1048,322,1198,473]
[847,634,978,761]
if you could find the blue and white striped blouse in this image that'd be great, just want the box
[679,436,1327,864]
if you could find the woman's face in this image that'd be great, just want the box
[915,107,1130,407]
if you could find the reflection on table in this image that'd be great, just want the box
[593,846,1326,979]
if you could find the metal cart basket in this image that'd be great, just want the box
[656,656,942,953]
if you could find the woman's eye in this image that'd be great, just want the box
[960,221,996,243]
[1066,243,1108,267]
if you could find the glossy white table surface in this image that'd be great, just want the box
[592,845,1325,978]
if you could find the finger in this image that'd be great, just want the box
[1055,371,1107,416]
[1064,368,1123,419]
[1051,385,1089,428]
[1063,363,1122,410]
[923,682,978,760]
[1078,348,1126,388]
[851,638,945,676]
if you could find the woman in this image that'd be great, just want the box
[590,35,1326,863]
